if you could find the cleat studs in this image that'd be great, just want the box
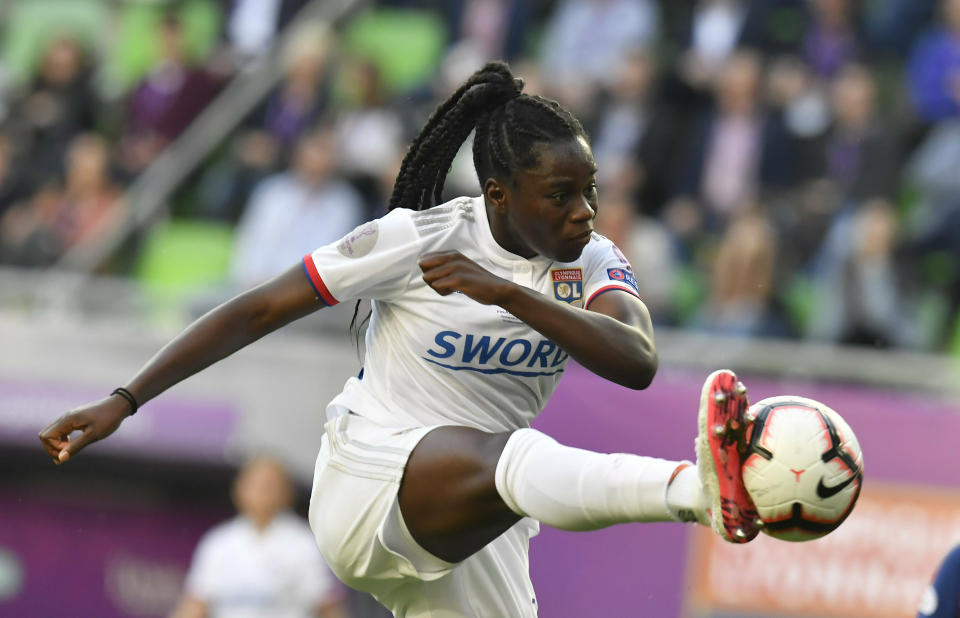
[753,517,765,528]
[734,528,747,540]
[736,382,747,395]
[713,424,726,436]
[714,392,727,404]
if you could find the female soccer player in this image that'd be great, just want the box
[39,62,759,616]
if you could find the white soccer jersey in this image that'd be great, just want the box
[303,195,642,432]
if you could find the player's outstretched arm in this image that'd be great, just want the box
[419,251,657,389]
[38,263,325,465]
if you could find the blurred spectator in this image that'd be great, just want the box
[250,22,332,151]
[906,119,960,246]
[766,180,844,279]
[591,49,656,173]
[7,35,98,182]
[117,15,200,177]
[172,455,347,618]
[804,0,861,80]
[695,50,765,215]
[902,119,960,345]
[154,46,235,141]
[332,59,404,216]
[762,54,831,188]
[587,48,683,215]
[0,181,63,267]
[907,0,960,122]
[816,62,899,203]
[540,0,660,108]
[230,126,364,287]
[226,0,311,65]
[196,130,282,223]
[454,0,537,60]
[117,15,232,180]
[692,211,788,337]
[671,50,771,232]
[808,199,910,346]
[796,65,909,346]
[594,168,678,323]
[56,133,125,252]
[126,15,195,138]
[0,133,123,268]
[675,0,749,93]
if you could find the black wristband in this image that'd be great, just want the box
[111,387,139,416]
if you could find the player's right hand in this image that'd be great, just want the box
[418,251,513,305]
[38,396,129,465]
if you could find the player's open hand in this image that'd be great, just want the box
[419,251,513,305]
[38,396,129,465]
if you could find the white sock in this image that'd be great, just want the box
[494,428,703,531]
[665,463,708,524]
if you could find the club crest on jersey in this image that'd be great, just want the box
[551,268,583,305]
[607,267,639,292]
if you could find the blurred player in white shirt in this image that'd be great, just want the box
[172,456,347,618]
[42,62,761,617]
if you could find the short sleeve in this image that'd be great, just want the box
[302,208,422,305]
[580,235,643,309]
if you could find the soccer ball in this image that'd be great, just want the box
[742,396,863,542]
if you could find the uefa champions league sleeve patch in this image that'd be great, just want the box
[551,268,583,305]
[606,268,639,292]
[337,220,379,257]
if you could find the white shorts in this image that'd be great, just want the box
[308,413,540,617]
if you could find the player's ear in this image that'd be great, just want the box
[484,178,508,213]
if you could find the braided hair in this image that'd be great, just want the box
[389,60,587,211]
[350,61,587,343]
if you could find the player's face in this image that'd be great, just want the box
[232,458,292,523]
[498,136,598,263]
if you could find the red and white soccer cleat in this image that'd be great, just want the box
[696,369,760,543]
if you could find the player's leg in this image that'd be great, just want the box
[309,414,539,617]
[399,369,758,563]
[384,517,541,617]
[397,429,521,563]
[399,425,697,563]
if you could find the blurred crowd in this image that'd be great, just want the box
[3,0,960,352]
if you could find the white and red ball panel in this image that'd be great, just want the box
[742,396,863,542]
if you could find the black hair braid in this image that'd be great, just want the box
[400,81,519,210]
[389,68,501,191]
[405,102,472,208]
[426,104,485,204]
[388,61,521,211]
